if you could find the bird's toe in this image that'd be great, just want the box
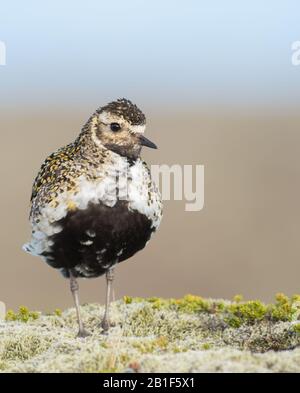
[76,328,91,338]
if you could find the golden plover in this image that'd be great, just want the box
[23,99,162,336]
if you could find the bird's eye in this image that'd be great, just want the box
[110,122,121,132]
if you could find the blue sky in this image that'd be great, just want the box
[0,0,300,109]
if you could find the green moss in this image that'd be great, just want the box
[123,296,133,305]
[292,324,300,334]
[171,294,210,313]
[122,293,300,329]
[233,294,244,303]
[268,293,300,322]
[225,300,267,327]
[123,296,145,305]
[202,343,212,350]
[5,310,17,321]
[292,294,300,302]
[147,297,170,310]
[54,308,62,317]
[225,315,243,328]
[123,295,211,314]
[5,306,40,322]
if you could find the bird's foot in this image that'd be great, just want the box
[100,318,116,334]
[76,328,91,338]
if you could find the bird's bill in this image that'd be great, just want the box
[139,135,158,149]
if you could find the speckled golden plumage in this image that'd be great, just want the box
[29,115,110,219]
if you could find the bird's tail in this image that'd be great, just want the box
[22,242,35,255]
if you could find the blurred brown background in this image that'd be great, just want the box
[1,2,300,310]
[1,108,300,311]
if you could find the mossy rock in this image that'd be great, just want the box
[0,294,300,372]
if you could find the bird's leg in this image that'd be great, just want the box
[101,267,115,333]
[69,270,90,338]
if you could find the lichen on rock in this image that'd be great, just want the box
[0,294,299,373]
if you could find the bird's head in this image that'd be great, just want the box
[88,98,157,160]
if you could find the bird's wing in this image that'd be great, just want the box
[30,147,71,202]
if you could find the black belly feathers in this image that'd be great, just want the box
[41,201,154,278]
